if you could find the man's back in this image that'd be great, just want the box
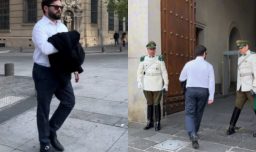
[181,57,213,89]
[179,56,215,101]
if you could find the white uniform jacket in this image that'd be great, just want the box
[237,50,256,92]
[137,55,169,91]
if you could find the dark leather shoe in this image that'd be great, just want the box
[253,132,256,137]
[192,140,199,149]
[226,126,235,135]
[190,134,199,149]
[50,134,64,151]
[40,144,53,152]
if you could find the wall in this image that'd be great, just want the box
[0,0,121,49]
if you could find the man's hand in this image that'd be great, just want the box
[163,85,168,91]
[138,82,143,89]
[74,72,79,83]
[208,100,214,105]
[252,87,256,95]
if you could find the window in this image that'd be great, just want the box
[0,0,9,30]
[91,0,98,24]
[23,0,37,23]
[108,11,114,31]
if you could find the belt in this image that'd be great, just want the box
[144,73,161,76]
[240,73,252,77]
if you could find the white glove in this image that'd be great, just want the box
[163,85,168,91]
[252,87,256,95]
[138,82,143,89]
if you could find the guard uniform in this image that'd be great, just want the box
[227,40,256,136]
[137,41,168,131]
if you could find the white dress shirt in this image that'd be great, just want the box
[32,15,68,67]
[179,56,215,100]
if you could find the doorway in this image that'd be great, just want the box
[228,27,240,92]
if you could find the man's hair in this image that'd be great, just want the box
[41,0,61,14]
[195,45,207,56]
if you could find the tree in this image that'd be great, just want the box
[106,0,128,20]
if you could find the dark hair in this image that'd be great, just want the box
[195,45,207,56]
[41,0,61,14]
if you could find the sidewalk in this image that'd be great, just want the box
[85,45,128,54]
[0,50,128,152]
[129,95,256,152]
[0,44,128,54]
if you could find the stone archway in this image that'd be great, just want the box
[228,27,240,92]
[62,0,83,32]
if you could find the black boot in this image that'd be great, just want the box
[144,105,154,130]
[191,134,199,149]
[155,104,161,131]
[253,110,256,137]
[226,107,241,135]
[50,132,64,151]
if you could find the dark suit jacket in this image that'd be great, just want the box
[48,30,85,74]
[48,30,85,86]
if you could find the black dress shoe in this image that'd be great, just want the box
[192,140,199,149]
[40,144,54,152]
[253,132,256,137]
[50,134,64,151]
[226,126,235,135]
[190,134,199,149]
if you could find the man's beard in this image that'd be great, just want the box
[48,11,61,20]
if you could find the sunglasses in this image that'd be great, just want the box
[48,5,64,10]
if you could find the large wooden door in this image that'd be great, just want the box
[161,0,195,115]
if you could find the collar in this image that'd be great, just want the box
[195,56,204,60]
[241,50,251,56]
[42,15,61,25]
[147,55,156,58]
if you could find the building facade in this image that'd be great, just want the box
[0,0,127,49]
[128,0,256,122]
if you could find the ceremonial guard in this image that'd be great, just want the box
[137,41,169,131]
[227,40,256,137]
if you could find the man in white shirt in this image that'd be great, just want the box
[179,45,215,149]
[226,40,256,137]
[137,41,169,131]
[32,0,79,152]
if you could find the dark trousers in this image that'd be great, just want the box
[33,63,75,145]
[114,39,119,45]
[185,87,209,137]
[122,40,126,47]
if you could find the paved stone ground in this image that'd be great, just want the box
[0,76,34,95]
[129,95,256,152]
